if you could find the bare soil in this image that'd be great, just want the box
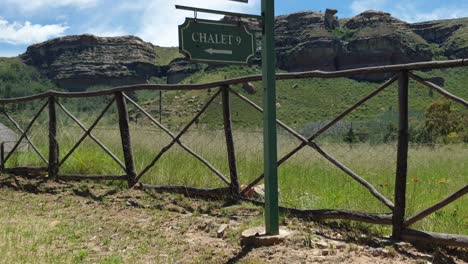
[0,175,466,264]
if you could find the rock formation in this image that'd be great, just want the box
[20,34,168,91]
[324,9,339,30]
[19,11,468,87]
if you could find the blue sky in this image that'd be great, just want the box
[1,0,468,57]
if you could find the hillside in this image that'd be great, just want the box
[15,10,468,91]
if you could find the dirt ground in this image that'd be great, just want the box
[0,174,466,264]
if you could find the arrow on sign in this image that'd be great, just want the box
[205,48,233,55]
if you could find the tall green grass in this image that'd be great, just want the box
[5,127,467,235]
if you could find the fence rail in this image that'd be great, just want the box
[0,59,467,248]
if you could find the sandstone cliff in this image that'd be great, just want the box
[20,34,169,91]
[19,11,468,88]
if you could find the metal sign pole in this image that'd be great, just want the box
[262,0,279,235]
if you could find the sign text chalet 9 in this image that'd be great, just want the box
[178,18,256,64]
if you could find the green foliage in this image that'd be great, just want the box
[0,57,57,98]
[331,27,356,42]
[343,124,358,144]
[424,100,467,142]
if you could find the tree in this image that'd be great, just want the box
[424,100,466,142]
[344,123,358,144]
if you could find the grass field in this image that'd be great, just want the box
[4,125,467,236]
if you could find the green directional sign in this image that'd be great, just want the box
[178,18,256,64]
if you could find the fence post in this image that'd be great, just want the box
[48,96,59,180]
[393,70,410,240]
[221,85,240,196]
[115,92,137,187]
[1,142,4,172]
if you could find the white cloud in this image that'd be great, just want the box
[392,4,468,22]
[135,0,260,47]
[2,0,99,12]
[351,0,388,15]
[86,26,128,37]
[0,18,68,45]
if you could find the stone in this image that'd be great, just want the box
[330,241,347,250]
[240,226,291,247]
[315,241,329,249]
[217,224,228,238]
[48,220,61,227]
[324,9,339,30]
[242,82,256,94]
[321,249,330,256]
[20,34,170,91]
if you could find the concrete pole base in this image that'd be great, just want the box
[240,226,291,247]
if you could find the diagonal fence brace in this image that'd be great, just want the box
[3,101,48,164]
[59,97,116,167]
[56,101,126,171]
[230,79,396,210]
[134,90,230,186]
[2,111,48,165]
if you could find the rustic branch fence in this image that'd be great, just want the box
[0,59,467,247]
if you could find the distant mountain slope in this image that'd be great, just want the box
[9,10,468,91]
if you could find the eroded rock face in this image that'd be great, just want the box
[20,34,167,91]
[325,9,339,30]
[275,10,434,78]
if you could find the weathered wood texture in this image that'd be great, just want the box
[0,142,4,171]
[393,71,410,240]
[4,166,48,174]
[0,59,466,104]
[3,101,48,164]
[405,185,468,227]
[140,184,231,198]
[238,197,393,225]
[48,96,58,179]
[230,86,394,210]
[59,97,116,167]
[401,229,468,248]
[58,174,128,181]
[221,86,239,195]
[123,93,230,187]
[232,76,396,197]
[135,90,230,186]
[115,92,137,186]
[2,111,48,164]
[409,72,468,108]
[56,101,126,170]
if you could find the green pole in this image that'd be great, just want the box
[262,0,279,235]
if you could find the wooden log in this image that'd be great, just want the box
[58,174,127,181]
[135,90,230,186]
[308,75,398,140]
[238,197,393,225]
[393,71,410,240]
[401,229,468,248]
[3,101,48,164]
[4,166,48,174]
[310,143,395,210]
[405,185,468,227]
[123,94,230,187]
[48,96,59,179]
[115,92,137,186]
[221,85,240,195]
[409,72,468,108]
[59,97,116,167]
[56,101,126,171]
[0,59,466,104]
[2,111,48,164]
[139,184,231,198]
[0,142,4,172]
[231,77,397,197]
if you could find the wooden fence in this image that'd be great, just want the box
[0,59,467,247]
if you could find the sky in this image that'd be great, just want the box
[1,0,468,57]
